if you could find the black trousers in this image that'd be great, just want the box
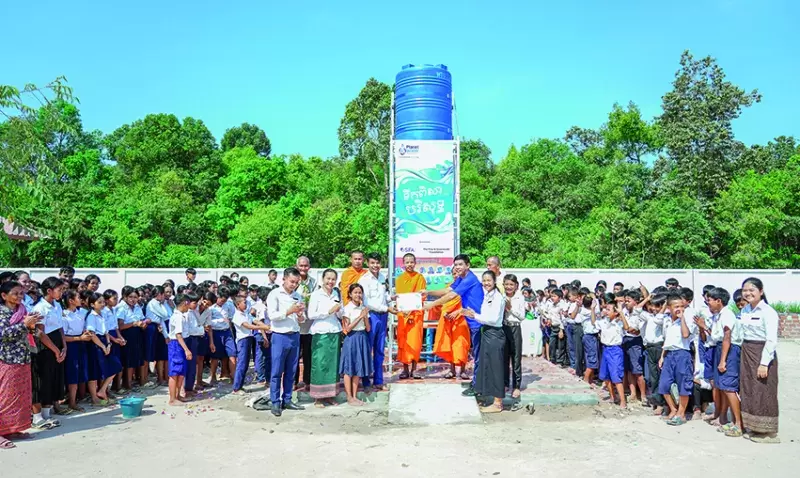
[503,324,522,390]
[693,384,713,410]
[294,333,313,385]
[38,331,65,406]
[572,325,585,377]
[549,325,567,366]
[645,343,665,406]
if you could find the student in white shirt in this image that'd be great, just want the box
[308,269,343,407]
[580,297,599,384]
[641,294,667,415]
[84,292,121,406]
[231,296,271,394]
[209,293,235,386]
[357,253,398,391]
[461,271,506,413]
[339,284,372,407]
[658,295,698,426]
[61,289,91,412]
[598,302,626,408]
[167,292,197,405]
[116,286,147,391]
[252,287,271,385]
[145,286,170,387]
[189,293,215,393]
[704,287,743,437]
[543,290,568,367]
[101,289,126,394]
[502,274,526,399]
[621,289,647,407]
[738,277,780,443]
[32,277,69,420]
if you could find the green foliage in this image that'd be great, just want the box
[3,51,799,270]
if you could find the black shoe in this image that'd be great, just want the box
[271,404,282,417]
[282,401,305,411]
[462,387,476,397]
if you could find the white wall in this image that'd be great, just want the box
[17,268,800,304]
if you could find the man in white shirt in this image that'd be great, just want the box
[358,252,398,391]
[266,267,306,416]
[295,256,316,390]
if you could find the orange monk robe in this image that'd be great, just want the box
[395,271,427,364]
[341,267,367,305]
[433,295,471,366]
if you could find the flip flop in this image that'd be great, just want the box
[0,437,16,449]
[443,371,455,379]
[749,435,780,444]
[666,416,686,426]
[716,422,734,433]
[398,371,410,380]
[724,425,743,438]
[411,373,423,380]
[31,419,55,430]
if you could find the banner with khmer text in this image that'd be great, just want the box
[392,140,458,291]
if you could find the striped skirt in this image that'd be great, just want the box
[740,340,779,434]
[0,362,32,435]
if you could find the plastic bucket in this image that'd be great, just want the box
[119,397,146,419]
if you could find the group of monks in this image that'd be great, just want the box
[338,251,471,379]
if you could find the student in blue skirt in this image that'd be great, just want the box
[209,292,235,385]
[145,286,170,387]
[102,289,126,394]
[62,289,91,412]
[116,286,147,391]
[85,292,122,405]
[167,293,197,406]
[340,284,372,407]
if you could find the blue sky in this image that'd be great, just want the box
[5,0,797,160]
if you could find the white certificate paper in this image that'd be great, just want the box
[396,293,422,312]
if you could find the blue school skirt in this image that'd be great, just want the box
[599,344,623,384]
[339,330,373,378]
[713,344,740,392]
[658,349,693,396]
[65,339,89,385]
[542,325,551,342]
[121,327,144,368]
[622,335,644,375]
[582,333,599,370]
[108,329,122,364]
[194,334,209,357]
[143,323,160,362]
[211,329,236,359]
[86,341,103,382]
[168,340,187,377]
[95,335,123,379]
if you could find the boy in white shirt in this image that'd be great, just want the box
[231,296,271,394]
[580,297,599,384]
[544,290,568,367]
[598,302,626,408]
[706,287,743,437]
[621,289,647,406]
[167,293,196,406]
[641,294,667,415]
[658,295,698,426]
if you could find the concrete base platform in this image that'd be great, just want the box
[388,383,482,425]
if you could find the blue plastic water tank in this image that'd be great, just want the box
[394,64,453,140]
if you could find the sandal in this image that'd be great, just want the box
[666,416,686,426]
[717,422,734,433]
[398,371,410,380]
[724,425,743,438]
[0,437,16,449]
[480,404,503,414]
[411,373,423,380]
[749,435,781,444]
[31,419,55,430]
[443,371,456,379]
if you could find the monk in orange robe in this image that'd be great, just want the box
[433,272,471,380]
[341,250,367,304]
[395,253,427,379]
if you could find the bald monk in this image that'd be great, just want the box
[341,250,367,305]
[395,253,427,379]
[433,270,471,380]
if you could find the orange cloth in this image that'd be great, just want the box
[341,267,367,305]
[433,296,471,366]
[395,271,427,364]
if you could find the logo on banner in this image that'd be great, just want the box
[398,144,419,156]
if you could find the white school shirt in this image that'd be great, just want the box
[565,302,579,325]
[116,302,145,325]
[231,309,253,339]
[252,299,270,327]
[209,304,230,331]
[599,318,624,346]
[145,299,169,326]
[641,311,665,345]
[541,300,566,327]
[102,306,118,332]
[473,289,504,328]
[358,272,390,313]
[188,309,205,337]
[168,310,190,340]
[23,294,34,310]
[710,307,742,346]
[32,299,64,334]
[222,299,236,322]
[579,307,598,334]
[662,317,698,351]
[62,309,86,336]
[308,288,343,335]
[623,307,644,338]
[740,301,779,366]
[503,291,526,325]
[85,311,107,336]
[343,302,368,332]
[266,287,303,334]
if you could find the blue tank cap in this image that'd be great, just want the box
[401,64,448,71]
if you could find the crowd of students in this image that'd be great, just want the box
[0,255,782,449]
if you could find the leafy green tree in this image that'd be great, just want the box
[221,122,271,157]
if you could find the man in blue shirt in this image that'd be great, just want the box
[423,254,485,397]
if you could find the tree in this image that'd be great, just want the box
[602,102,662,164]
[338,78,392,203]
[658,50,761,202]
[221,122,271,157]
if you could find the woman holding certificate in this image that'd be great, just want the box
[395,254,427,380]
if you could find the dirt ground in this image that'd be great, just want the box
[4,341,798,477]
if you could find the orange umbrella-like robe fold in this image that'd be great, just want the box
[395,271,427,364]
[433,294,471,366]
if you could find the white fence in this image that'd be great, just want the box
[17,268,800,304]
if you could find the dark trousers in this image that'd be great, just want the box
[572,325,585,377]
[645,343,665,407]
[362,312,387,387]
[469,325,481,387]
[270,332,299,404]
[254,333,271,383]
[549,325,567,366]
[503,324,522,390]
[295,333,312,385]
[693,383,713,411]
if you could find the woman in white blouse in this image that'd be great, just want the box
[738,277,780,444]
[460,270,505,413]
[307,269,343,408]
[502,274,526,399]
